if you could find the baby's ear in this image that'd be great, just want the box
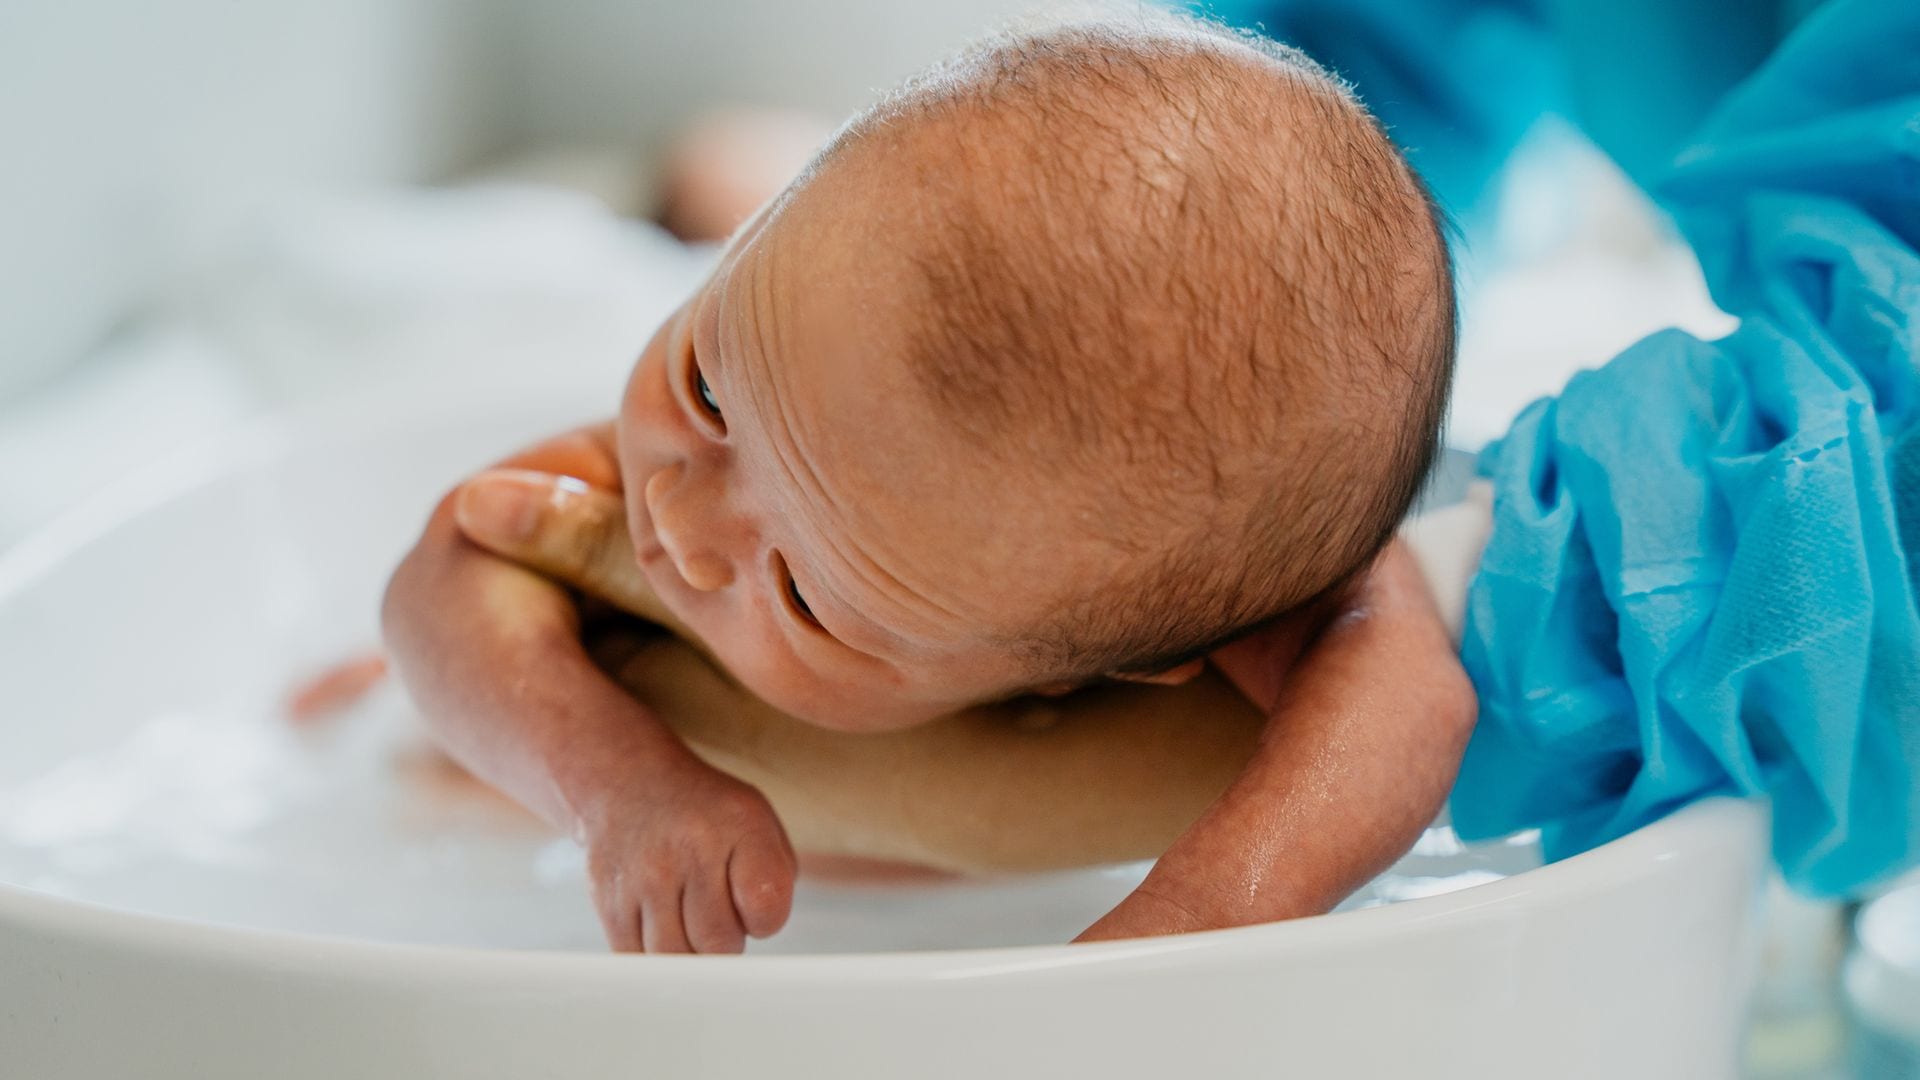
[1109,658,1207,687]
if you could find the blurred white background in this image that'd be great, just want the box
[0,0,1037,402]
[0,0,1731,551]
[0,0,1054,546]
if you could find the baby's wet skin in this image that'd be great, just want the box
[607,186,1200,737]
[384,421,805,954]
[436,460,1474,948]
[385,14,1470,953]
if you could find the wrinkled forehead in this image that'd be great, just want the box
[753,166,962,512]
[748,164,1126,648]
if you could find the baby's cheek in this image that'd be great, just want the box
[700,634,830,726]
[811,682,948,735]
[712,626,939,733]
[745,661,876,733]
[622,311,686,423]
[614,347,682,480]
[620,353,662,428]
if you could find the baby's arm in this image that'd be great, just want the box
[381,423,795,954]
[1077,540,1476,940]
[454,468,1470,919]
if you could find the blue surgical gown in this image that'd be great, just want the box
[1213,0,1920,895]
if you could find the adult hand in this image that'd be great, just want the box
[453,469,685,634]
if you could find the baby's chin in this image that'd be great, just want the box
[769,689,936,734]
[737,667,949,735]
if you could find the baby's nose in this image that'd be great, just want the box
[644,466,736,591]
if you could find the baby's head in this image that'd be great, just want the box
[616,13,1455,731]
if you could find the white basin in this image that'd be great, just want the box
[0,401,1767,1078]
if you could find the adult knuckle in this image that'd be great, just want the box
[583,501,626,567]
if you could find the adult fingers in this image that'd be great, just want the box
[454,470,654,616]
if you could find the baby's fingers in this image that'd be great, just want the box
[641,883,693,955]
[729,833,797,939]
[594,888,645,954]
[683,863,748,954]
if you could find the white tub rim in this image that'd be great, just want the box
[0,403,1768,983]
[0,798,1766,984]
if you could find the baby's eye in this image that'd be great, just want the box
[787,576,818,627]
[694,368,722,419]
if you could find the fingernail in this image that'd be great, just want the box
[457,473,541,542]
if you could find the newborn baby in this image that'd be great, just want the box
[384,14,1470,953]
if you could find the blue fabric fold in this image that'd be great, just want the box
[1452,0,1920,896]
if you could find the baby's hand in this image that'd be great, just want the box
[583,759,797,954]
